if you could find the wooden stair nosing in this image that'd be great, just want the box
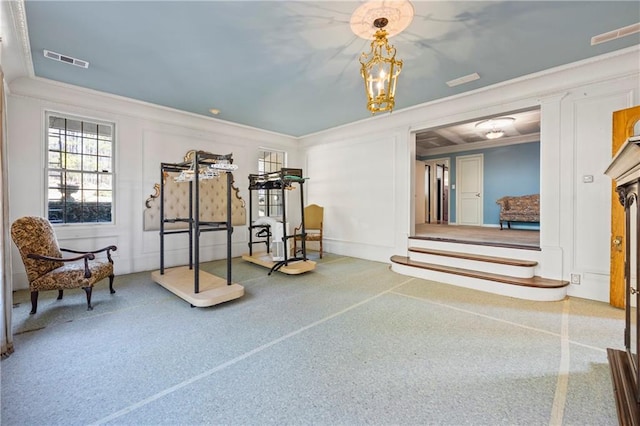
[390,255,568,289]
[409,236,541,251]
[408,247,538,267]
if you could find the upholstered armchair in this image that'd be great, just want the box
[293,204,324,259]
[10,216,117,314]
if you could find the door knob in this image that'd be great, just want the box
[613,236,623,252]
[475,193,480,197]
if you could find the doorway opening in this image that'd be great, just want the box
[422,159,449,224]
[412,107,541,246]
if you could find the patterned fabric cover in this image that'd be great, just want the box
[144,172,246,231]
[10,216,114,292]
[496,194,540,225]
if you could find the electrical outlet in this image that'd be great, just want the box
[571,273,581,285]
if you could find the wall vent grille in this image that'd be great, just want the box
[446,72,480,88]
[591,23,640,46]
[43,50,89,68]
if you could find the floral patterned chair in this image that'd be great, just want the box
[10,216,117,314]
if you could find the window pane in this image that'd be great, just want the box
[48,151,61,169]
[66,119,82,134]
[83,138,98,155]
[98,156,111,173]
[83,173,97,190]
[98,140,111,156]
[46,113,114,224]
[66,137,82,154]
[48,134,62,151]
[83,122,97,136]
[98,124,112,139]
[257,150,285,218]
[82,154,97,171]
[98,174,112,190]
[65,153,82,171]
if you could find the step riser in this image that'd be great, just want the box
[391,263,567,302]
[409,252,535,278]
[409,239,542,273]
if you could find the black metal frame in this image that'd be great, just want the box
[158,151,234,293]
[247,168,307,274]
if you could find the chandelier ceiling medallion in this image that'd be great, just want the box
[350,1,414,114]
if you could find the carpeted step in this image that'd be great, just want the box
[390,255,568,289]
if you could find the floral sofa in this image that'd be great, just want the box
[495,194,540,229]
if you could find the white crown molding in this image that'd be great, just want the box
[9,76,296,144]
[8,0,34,78]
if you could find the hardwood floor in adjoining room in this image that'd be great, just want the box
[414,223,540,249]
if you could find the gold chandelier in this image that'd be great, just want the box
[359,18,402,113]
[350,1,414,114]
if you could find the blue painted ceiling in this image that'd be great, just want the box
[23,1,640,136]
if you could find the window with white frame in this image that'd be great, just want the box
[257,149,285,217]
[46,112,114,224]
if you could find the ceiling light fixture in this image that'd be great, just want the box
[485,129,505,140]
[350,1,414,114]
[476,117,515,140]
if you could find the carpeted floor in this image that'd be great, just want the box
[2,254,623,425]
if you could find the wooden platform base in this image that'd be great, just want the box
[242,252,316,275]
[151,266,244,307]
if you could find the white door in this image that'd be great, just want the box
[456,154,483,225]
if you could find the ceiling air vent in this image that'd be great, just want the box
[43,50,89,69]
[591,23,640,46]
[446,72,480,88]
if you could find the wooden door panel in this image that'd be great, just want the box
[611,106,640,308]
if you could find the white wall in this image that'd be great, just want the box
[300,46,640,303]
[4,29,639,303]
[7,77,299,289]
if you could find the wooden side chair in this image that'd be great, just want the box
[10,216,117,314]
[293,204,324,258]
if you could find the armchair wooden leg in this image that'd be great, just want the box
[320,240,323,259]
[57,290,63,300]
[29,291,38,315]
[109,274,116,294]
[83,287,93,311]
